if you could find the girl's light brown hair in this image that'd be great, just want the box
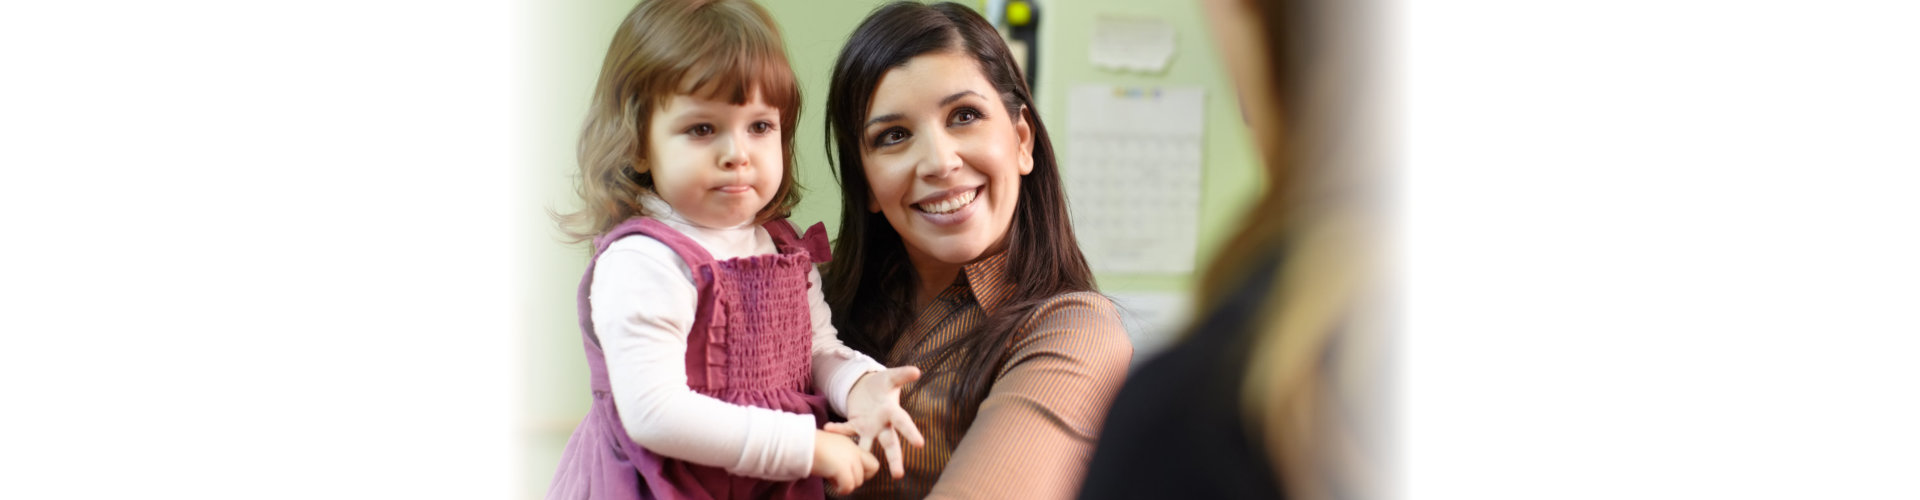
[555,0,803,243]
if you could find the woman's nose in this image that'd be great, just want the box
[916,132,962,179]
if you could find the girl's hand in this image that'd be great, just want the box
[844,366,926,478]
[813,424,879,494]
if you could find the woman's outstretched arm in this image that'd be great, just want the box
[927,292,1133,499]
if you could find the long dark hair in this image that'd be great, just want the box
[821,1,1095,439]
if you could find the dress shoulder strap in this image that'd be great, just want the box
[594,217,717,268]
[763,218,832,264]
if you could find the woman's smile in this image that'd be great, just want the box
[913,186,982,223]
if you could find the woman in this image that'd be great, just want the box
[819,2,1133,498]
[1077,0,1387,498]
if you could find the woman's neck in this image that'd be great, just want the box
[907,250,962,311]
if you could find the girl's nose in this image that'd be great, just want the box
[717,134,745,170]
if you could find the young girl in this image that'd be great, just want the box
[548,1,924,498]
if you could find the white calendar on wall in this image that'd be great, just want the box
[1063,85,1206,274]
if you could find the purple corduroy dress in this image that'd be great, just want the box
[548,217,834,500]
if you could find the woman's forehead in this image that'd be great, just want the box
[868,52,994,116]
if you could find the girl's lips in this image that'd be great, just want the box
[714,185,753,193]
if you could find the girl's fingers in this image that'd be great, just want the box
[856,426,876,452]
[860,448,880,479]
[824,422,858,437]
[879,428,905,478]
[835,465,856,495]
[891,410,925,447]
[887,366,922,388]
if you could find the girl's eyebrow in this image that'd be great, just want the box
[865,90,985,130]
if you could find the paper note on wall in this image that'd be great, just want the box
[1090,16,1175,73]
[1065,85,1206,274]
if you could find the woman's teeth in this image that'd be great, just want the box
[916,189,976,214]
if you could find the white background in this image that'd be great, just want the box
[1402,1,1920,498]
[3,0,1917,498]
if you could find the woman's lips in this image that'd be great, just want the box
[912,186,982,226]
[912,186,981,214]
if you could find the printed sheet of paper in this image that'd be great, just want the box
[1090,16,1176,73]
[1107,291,1194,362]
[1064,85,1206,274]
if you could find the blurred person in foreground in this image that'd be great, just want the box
[1077,0,1390,498]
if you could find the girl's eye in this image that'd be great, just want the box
[750,121,775,135]
[871,128,910,148]
[951,108,983,125]
[687,124,715,137]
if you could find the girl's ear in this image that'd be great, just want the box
[628,139,651,175]
[1016,106,1035,175]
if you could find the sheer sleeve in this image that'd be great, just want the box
[925,292,1133,499]
[806,265,886,415]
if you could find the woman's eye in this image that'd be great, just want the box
[952,108,982,125]
[872,128,909,148]
[687,124,715,137]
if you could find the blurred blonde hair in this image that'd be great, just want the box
[555,0,803,243]
[1192,0,1389,498]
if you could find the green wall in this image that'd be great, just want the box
[520,1,1258,496]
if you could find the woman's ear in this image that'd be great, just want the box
[1016,106,1035,175]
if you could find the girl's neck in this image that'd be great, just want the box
[639,193,762,259]
[639,194,755,232]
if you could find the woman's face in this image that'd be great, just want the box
[859,50,1034,269]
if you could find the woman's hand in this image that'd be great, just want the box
[813,424,880,494]
[843,366,926,477]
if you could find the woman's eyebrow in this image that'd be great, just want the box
[865,90,988,130]
[865,113,903,129]
[939,90,982,107]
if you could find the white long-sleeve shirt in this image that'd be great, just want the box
[590,196,885,480]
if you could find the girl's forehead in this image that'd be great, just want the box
[656,91,780,114]
[657,52,796,111]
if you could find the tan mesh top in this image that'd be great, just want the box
[842,251,1133,499]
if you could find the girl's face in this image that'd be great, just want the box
[645,91,784,228]
[860,50,1034,269]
